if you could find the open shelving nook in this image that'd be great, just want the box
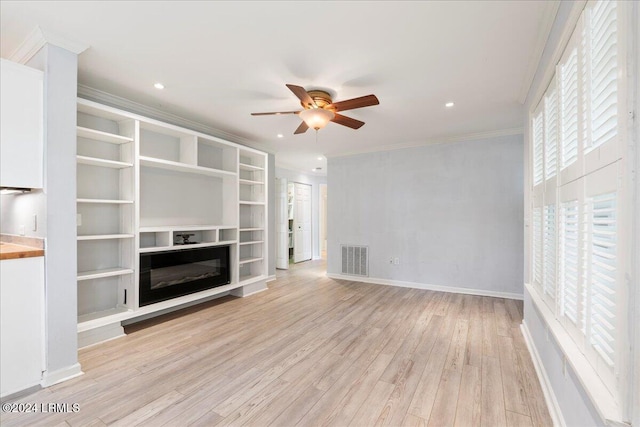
[75,99,269,348]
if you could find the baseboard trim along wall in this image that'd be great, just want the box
[325,273,524,300]
[520,322,566,427]
[41,363,83,388]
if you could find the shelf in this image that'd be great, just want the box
[239,163,264,171]
[77,126,133,144]
[139,240,237,254]
[77,234,134,241]
[140,156,236,178]
[239,228,264,232]
[239,240,264,246]
[239,201,265,205]
[239,256,263,265]
[239,179,264,185]
[78,268,134,281]
[77,155,133,169]
[77,198,134,204]
[139,225,232,232]
[78,307,132,330]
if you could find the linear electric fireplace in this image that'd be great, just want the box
[139,246,230,306]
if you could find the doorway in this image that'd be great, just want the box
[291,182,312,263]
[319,183,327,259]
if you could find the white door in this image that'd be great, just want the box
[293,182,312,263]
[275,178,289,269]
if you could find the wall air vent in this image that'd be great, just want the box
[341,245,369,276]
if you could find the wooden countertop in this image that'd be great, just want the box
[0,243,44,260]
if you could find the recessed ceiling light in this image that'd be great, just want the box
[445,102,454,108]
[317,156,323,160]
[277,133,284,138]
[154,82,165,90]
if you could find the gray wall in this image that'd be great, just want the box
[275,167,327,261]
[0,190,46,238]
[327,134,524,297]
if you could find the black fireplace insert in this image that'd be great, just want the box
[139,246,230,306]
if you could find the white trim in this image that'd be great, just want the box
[266,274,277,283]
[527,1,587,108]
[0,384,42,402]
[519,1,562,104]
[9,26,89,64]
[326,273,523,300]
[324,127,524,160]
[77,85,273,153]
[521,321,566,427]
[40,363,83,388]
[525,283,625,425]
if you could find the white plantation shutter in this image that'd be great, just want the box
[528,0,628,410]
[587,192,617,368]
[544,83,558,179]
[560,46,579,169]
[533,112,544,186]
[560,200,581,328]
[543,204,557,303]
[533,207,543,289]
[587,0,618,151]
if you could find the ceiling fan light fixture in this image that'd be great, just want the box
[299,108,335,131]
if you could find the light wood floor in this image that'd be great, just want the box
[1,260,552,427]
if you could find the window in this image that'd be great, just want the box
[544,82,558,179]
[543,204,557,303]
[586,1,618,152]
[532,111,544,186]
[560,199,581,328]
[559,45,579,169]
[528,0,629,416]
[533,207,543,290]
[586,192,617,368]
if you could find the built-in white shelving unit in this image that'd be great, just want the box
[76,100,138,341]
[238,149,266,283]
[75,98,269,348]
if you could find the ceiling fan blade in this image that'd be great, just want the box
[328,94,379,112]
[251,111,300,116]
[294,121,309,134]
[331,113,365,129]
[286,84,316,108]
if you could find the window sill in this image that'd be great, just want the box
[524,283,627,426]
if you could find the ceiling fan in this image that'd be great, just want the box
[251,84,379,134]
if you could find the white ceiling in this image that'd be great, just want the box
[1,1,555,174]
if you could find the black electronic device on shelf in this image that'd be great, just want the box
[175,233,197,245]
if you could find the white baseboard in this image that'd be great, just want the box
[325,273,524,300]
[520,322,566,427]
[266,274,277,283]
[41,363,83,388]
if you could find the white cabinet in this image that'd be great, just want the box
[0,256,45,397]
[0,59,43,189]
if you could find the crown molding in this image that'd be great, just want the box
[325,127,524,159]
[9,26,89,64]
[77,84,274,153]
[518,1,561,104]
